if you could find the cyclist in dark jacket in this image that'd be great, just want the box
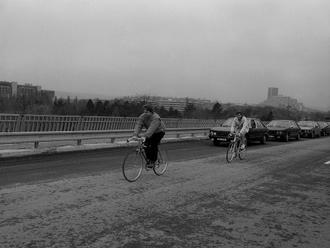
[133,104,166,167]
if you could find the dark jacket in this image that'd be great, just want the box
[134,112,166,138]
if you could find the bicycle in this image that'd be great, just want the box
[122,137,168,182]
[226,132,247,163]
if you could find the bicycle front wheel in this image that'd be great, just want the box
[238,141,247,160]
[122,150,143,182]
[226,142,236,163]
[153,148,168,176]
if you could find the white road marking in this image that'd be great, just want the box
[325,161,330,165]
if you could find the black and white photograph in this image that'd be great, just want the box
[1,0,330,247]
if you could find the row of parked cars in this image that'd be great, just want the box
[209,118,330,146]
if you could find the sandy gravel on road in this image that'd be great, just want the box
[1,140,330,248]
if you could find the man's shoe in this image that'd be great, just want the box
[146,161,155,169]
[240,144,246,150]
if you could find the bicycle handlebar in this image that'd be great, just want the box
[228,132,241,141]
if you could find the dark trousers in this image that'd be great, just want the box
[144,131,165,162]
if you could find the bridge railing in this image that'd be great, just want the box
[0,114,224,132]
[0,114,225,149]
[0,128,213,149]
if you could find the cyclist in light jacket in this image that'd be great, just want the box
[230,111,249,149]
[133,104,166,167]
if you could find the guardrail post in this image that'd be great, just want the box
[176,133,180,138]
[78,116,83,131]
[15,114,24,132]
[77,139,82,145]
[34,141,39,149]
[110,137,115,143]
[191,133,195,137]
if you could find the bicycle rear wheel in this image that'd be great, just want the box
[226,142,236,163]
[122,150,143,182]
[153,148,168,176]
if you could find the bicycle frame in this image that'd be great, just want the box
[131,139,149,167]
[226,133,246,163]
[231,134,241,154]
[232,134,241,148]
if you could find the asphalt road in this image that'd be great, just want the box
[1,139,285,187]
[0,137,330,247]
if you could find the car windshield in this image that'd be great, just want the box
[267,120,291,128]
[298,121,315,127]
[221,118,234,127]
[318,122,327,128]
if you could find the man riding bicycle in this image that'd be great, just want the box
[132,104,166,168]
[230,111,249,150]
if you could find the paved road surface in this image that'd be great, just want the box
[0,139,283,187]
[0,137,330,247]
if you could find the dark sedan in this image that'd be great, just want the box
[317,121,330,136]
[297,121,321,138]
[209,117,268,146]
[266,120,301,142]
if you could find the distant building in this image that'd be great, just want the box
[17,84,41,97]
[40,90,55,101]
[261,87,304,111]
[123,95,214,112]
[0,81,13,98]
[267,87,278,99]
[0,81,55,101]
[149,97,187,112]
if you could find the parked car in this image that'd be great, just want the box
[209,117,268,145]
[266,120,301,141]
[317,121,330,136]
[297,121,321,138]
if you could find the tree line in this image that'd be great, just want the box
[0,95,329,121]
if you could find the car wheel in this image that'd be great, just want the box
[260,135,266,144]
[213,139,220,146]
[296,133,300,141]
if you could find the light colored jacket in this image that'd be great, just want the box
[230,116,249,134]
[134,112,166,138]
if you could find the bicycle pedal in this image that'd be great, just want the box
[153,164,160,169]
[146,164,154,170]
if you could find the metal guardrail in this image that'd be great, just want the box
[0,114,223,132]
[0,128,210,148]
[0,114,224,149]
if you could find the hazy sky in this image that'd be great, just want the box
[1,0,330,110]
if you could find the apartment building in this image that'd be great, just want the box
[261,87,304,111]
[0,81,55,100]
[123,95,214,112]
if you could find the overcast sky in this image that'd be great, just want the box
[1,0,330,110]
